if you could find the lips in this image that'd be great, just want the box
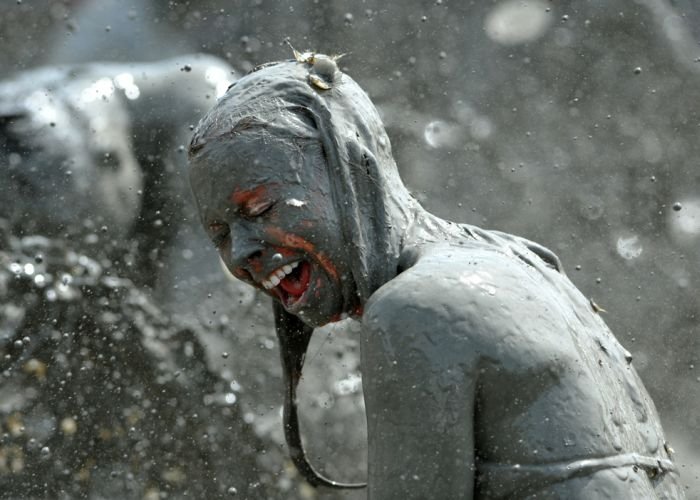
[261,260,311,308]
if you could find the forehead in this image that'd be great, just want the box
[189,133,325,208]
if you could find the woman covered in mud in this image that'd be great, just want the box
[187,53,684,499]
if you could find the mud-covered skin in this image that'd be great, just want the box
[190,136,359,328]
[364,238,684,499]
[188,56,685,498]
[0,54,234,285]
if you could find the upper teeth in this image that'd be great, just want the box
[262,261,299,290]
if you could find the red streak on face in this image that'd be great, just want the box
[266,227,339,282]
[230,185,272,211]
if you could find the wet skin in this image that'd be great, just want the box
[363,242,683,499]
[192,135,685,498]
[188,57,684,499]
[189,134,360,328]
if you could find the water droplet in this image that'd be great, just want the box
[634,66,642,75]
[334,373,362,396]
[60,417,77,435]
[227,486,238,495]
[424,120,458,148]
[673,202,682,211]
[222,352,229,359]
[616,235,643,260]
[40,446,50,458]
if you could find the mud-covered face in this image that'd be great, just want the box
[190,133,359,327]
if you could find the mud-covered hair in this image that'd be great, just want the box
[187,54,418,489]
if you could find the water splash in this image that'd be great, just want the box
[114,72,140,100]
[205,66,232,98]
[79,77,115,104]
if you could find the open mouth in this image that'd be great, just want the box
[262,260,311,308]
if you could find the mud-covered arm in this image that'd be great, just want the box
[361,282,480,500]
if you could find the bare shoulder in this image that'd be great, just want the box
[362,243,563,360]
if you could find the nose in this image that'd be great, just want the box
[231,239,263,265]
[226,223,265,275]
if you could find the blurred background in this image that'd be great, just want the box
[0,0,699,498]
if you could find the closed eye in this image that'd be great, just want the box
[246,199,275,217]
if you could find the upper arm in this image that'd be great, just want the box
[361,276,481,500]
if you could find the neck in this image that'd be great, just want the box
[394,199,475,284]
[354,193,460,308]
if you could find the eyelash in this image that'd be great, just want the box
[208,201,274,247]
[246,200,275,218]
